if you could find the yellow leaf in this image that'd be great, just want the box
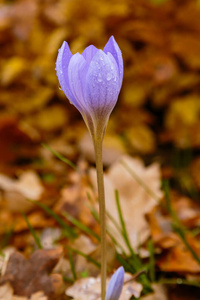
[1,57,26,85]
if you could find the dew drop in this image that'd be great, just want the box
[97,73,103,82]
[106,73,112,81]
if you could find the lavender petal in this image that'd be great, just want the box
[68,52,89,113]
[85,49,120,128]
[103,36,123,88]
[56,41,77,105]
[106,267,125,300]
[82,44,98,63]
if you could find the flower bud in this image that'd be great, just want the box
[56,36,123,140]
[105,266,125,300]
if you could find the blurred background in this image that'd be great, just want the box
[1,0,200,169]
[1,0,200,232]
[1,0,200,298]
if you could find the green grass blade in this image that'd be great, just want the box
[68,247,100,268]
[147,239,155,282]
[63,212,100,242]
[121,160,159,203]
[68,249,77,281]
[35,202,77,238]
[0,228,14,250]
[172,224,200,265]
[87,200,126,253]
[163,180,200,265]
[22,212,42,249]
[162,180,180,225]
[63,276,74,283]
[115,190,141,270]
[116,252,135,273]
[106,210,122,234]
[42,143,77,171]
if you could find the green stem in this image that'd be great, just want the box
[93,137,106,300]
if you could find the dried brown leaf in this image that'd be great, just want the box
[66,272,142,300]
[0,248,63,299]
[90,155,162,252]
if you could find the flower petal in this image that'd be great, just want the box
[55,41,77,105]
[82,45,98,63]
[68,53,89,113]
[106,267,125,300]
[103,36,123,88]
[85,49,120,130]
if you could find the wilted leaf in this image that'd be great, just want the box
[90,155,163,252]
[0,248,63,299]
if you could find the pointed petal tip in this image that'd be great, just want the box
[103,36,123,88]
[105,266,125,300]
[115,266,125,279]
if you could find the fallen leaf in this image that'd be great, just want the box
[0,248,63,299]
[28,105,68,132]
[0,117,34,164]
[141,284,168,300]
[157,241,200,273]
[122,83,148,107]
[0,171,44,212]
[1,57,27,86]
[125,124,156,154]
[66,271,142,300]
[0,283,48,300]
[90,155,163,252]
[70,235,97,274]
[0,283,26,300]
[146,196,200,274]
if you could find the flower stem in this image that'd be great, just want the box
[93,137,106,300]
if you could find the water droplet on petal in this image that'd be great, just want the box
[97,73,103,82]
[106,73,112,81]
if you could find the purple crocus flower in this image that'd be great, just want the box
[56,36,123,140]
[106,266,125,300]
